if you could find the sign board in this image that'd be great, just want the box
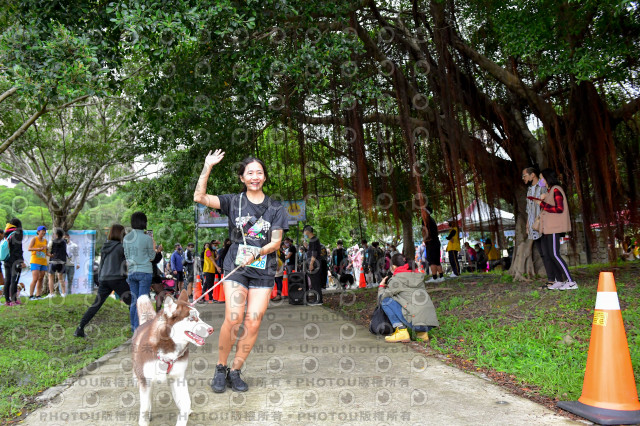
[283,200,306,224]
[196,203,229,228]
[15,230,96,295]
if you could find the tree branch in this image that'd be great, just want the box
[0,103,48,155]
[611,96,640,123]
[0,86,17,104]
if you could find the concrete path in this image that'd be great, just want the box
[22,301,578,425]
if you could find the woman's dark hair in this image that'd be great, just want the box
[238,157,268,191]
[55,228,64,239]
[539,168,562,188]
[107,224,126,242]
[9,218,22,228]
[390,253,415,270]
[390,253,406,267]
[131,212,148,230]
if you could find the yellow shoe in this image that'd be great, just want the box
[385,327,410,343]
[416,331,429,342]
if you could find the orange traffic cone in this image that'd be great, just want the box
[193,275,202,300]
[216,274,225,302]
[359,270,366,288]
[270,282,278,299]
[558,272,640,424]
[282,270,289,297]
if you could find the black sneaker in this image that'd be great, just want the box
[74,327,86,338]
[211,364,229,393]
[227,369,248,392]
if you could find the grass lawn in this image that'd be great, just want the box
[324,262,640,410]
[0,294,131,423]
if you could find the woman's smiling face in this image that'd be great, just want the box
[241,161,266,191]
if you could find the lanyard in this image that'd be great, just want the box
[238,193,247,246]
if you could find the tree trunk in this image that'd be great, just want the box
[400,207,415,260]
[508,186,545,280]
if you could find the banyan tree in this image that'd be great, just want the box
[26,0,637,276]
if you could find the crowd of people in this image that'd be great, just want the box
[1,221,79,305]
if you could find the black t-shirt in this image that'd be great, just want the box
[284,245,296,265]
[307,236,321,270]
[50,239,67,263]
[332,247,346,268]
[424,216,439,247]
[218,193,288,279]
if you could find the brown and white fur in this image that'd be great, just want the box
[132,290,213,426]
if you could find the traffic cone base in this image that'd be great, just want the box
[557,401,640,425]
[558,272,640,424]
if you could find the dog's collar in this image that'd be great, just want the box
[157,348,187,374]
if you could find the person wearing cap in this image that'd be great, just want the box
[183,242,195,298]
[170,243,185,293]
[28,225,49,299]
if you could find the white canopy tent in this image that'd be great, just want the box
[437,200,515,232]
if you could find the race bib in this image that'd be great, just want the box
[36,251,46,259]
[235,244,266,269]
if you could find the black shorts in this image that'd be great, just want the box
[49,263,65,274]
[184,265,194,281]
[426,242,441,266]
[174,271,184,282]
[223,270,274,289]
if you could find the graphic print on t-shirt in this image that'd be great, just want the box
[234,215,272,241]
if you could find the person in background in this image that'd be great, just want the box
[123,212,156,332]
[390,244,399,257]
[0,230,4,291]
[151,244,165,286]
[423,207,444,283]
[303,225,324,305]
[3,219,25,306]
[28,225,48,299]
[371,242,384,286]
[378,253,439,343]
[75,224,132,337]
[475,243,487,272]
[183,242,195,298]
[522,166,553,284]
[463,242,477,272]
[283,237,297,273]
[484,238,501,270]
[217,238,231,271]
[201,242,217,303]
[64,232,79,294]
[331,240,346,278]
[535,168,577,290]
[445,221,461,277]
[47,228,67,297]
[171,243,185,294]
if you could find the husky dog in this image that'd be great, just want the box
[132,290,213,426]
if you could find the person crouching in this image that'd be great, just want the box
[378,253,439,343]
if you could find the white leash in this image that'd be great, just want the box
[190,264,244,306]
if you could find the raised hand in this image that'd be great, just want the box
[204,149,225,170]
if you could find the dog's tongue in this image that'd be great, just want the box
[186,331,205,346]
